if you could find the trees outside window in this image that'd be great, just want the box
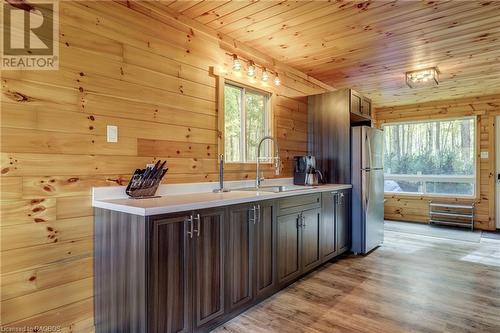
[383,117,476,196]
[224,83,270,163]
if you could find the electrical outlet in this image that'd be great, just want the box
[107,125,118,143]
[480,151,488,159]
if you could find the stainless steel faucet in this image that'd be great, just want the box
[256,136,281,188]
[213,154,229,193]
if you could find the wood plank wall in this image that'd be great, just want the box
[0,1,330,330]
[374,94,500,231]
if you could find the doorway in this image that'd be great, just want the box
[496,116,500,229]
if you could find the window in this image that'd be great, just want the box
[383,117,476,197]
[224,83,271,163]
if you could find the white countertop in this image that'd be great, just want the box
[92,179,351,216]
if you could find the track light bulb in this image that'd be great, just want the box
[232,55,241,72]
[247,61,256,77]
[262,68,269,82]
[274,74,281,86]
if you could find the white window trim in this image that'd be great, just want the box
[382,116,477,198]
[381,115,476,127]
[224,81,272,164]
[384,174,476,198]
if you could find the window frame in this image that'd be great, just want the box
[222,80,273,164]
[381,116,478,199]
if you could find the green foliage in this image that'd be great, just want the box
[383,119,474,176]
[245,92,266,161]
[224,84,269,162]
[385,150,473,175]
[224,85,242,162]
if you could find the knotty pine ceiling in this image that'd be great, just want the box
[163,0,500,107]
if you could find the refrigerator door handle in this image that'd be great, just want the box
[367,131,373,170]
[365,170,371,207]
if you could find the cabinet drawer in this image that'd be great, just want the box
[278,194,321,216]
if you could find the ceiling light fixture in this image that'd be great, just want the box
[247,61,256,78]
[406,67,439,88]
[262,68,269,82]
[274,73,281,86]
[232,54,241,72]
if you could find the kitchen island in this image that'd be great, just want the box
[93,179,351,333]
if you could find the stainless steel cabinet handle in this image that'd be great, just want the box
[302,214,306,229]
[249,205,256,225]
[256,204,261,224]
[249,208,253,224]
[194,214,201,237]
[186,215,194,238]
[297,213,302,229]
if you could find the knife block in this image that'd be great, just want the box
[125,169,165,199]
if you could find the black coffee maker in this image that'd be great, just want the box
[293,156,323,185]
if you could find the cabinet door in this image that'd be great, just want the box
[321,192,337,262]
[151,214,191,333]
[337,191,350,254]
[277,212,301,285]
[254,201,276,298]
[351,90,362,115]
[361,97,372,118]
[226,204,254,312]
[308,90,351,184]
[301,208,322,272]
[192,208,225,330]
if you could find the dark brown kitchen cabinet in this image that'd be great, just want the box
[277,195,322,286]
[309,88,371,183]
[320,189,351,262]
[351,90,363,116]
[361,96,372,118]
[225,203,254,312]
[226,201,277,312]
[150,208,225,333]
[94,191,350,333]
[321,192,337,261]
[300,208,322,272]
[151,214,191,333]
[350,89,372,121]
[277,212,302,285]
[94,209,149,333]
[192,209,225,331]
[308,90,351,184]
[336,190,350,255]
[253,200,276,299]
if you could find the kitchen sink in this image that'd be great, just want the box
[234,185,317,193]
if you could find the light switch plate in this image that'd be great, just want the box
[107,125,118,143]
[480,151,488,159]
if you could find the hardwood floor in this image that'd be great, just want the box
[213,230,500,333]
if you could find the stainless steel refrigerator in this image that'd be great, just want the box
[351,126,384,254]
